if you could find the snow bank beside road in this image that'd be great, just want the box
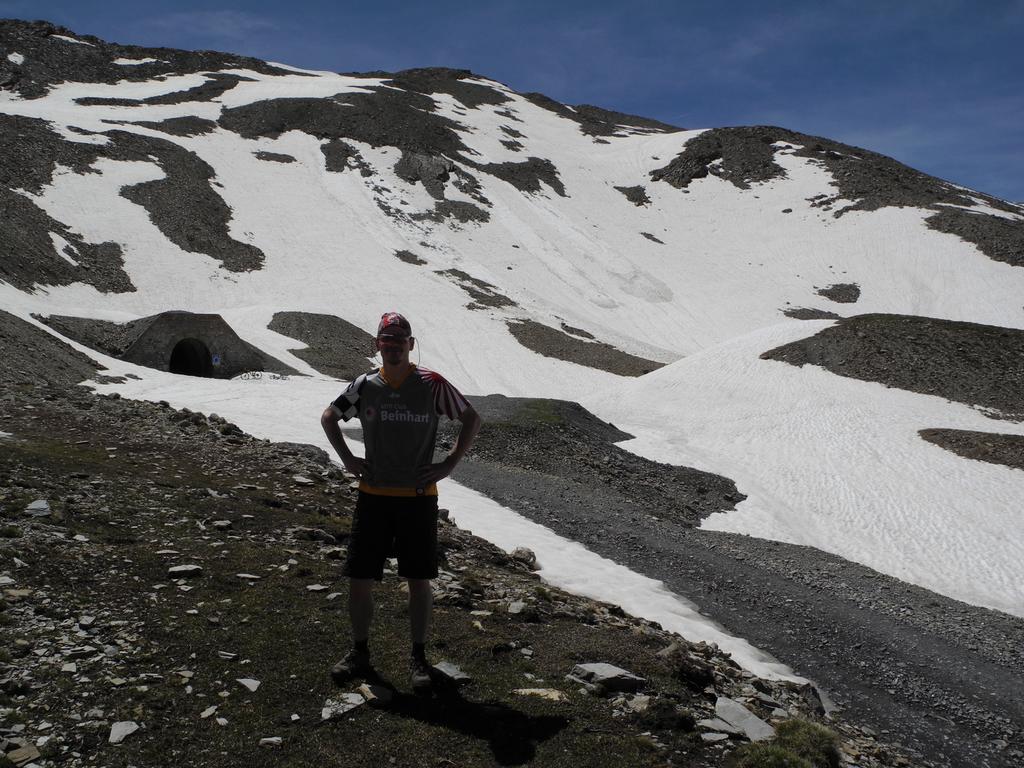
[589,322,1024,617]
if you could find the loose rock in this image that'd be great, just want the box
[510,546,539,569]
[322,692,365,720]
[357,682,393,703]
[432,661,472,685]
[108,721,140,744]
[513,688,566,701]
[24,499,50,517]
[7,745,41,766]
[168,564,203,578]
[569,662,646,693]
[715,696,775,742]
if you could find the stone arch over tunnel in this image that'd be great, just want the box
[116,311,296,378]
[169,337,213,377]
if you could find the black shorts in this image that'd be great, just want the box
[343,491,439,581]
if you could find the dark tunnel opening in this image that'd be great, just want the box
[169,338,213,377]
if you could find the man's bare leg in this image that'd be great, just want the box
[349,578,374,643]
[408,578,432,645]
[408,578,433,689]
[330,578,375,683]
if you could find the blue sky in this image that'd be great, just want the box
[5,0,1023,201]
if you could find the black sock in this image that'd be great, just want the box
[411,642,426,660]
[354,639,369,653]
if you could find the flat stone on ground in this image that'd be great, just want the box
[7,744,41,765]
[698,717,743,735]
[701,732,730,743]
[715,696,775,742]
[108,721,140,744]
[432,661,472,684]
[322,692,365,720]
[570,662,646,693]
[25,499,50,516]
[168,564,202,577]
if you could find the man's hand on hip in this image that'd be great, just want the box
[417,456,456,486]
[342,455,369,479]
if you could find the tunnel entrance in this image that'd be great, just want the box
[169,338,213,377]
[110,311,293,378]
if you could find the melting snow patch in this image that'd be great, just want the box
[444,482,803,681]
[7,52,25,65]
[49,232,79,266]
[933,200,1024,221]
[113,57,161,65]
[51,34,94,46]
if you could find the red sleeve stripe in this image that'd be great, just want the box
[417,368,469,419]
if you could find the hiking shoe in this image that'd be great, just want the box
[410,654,432,691]
[330,647,371,684]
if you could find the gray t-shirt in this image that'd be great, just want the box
[331,365,469,495]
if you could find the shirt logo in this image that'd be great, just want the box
[379,409,430,423]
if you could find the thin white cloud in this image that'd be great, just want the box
[136,10,282,44]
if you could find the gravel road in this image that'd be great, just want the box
[445,396,1024,768]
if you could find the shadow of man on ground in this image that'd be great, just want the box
[362,674,569,766]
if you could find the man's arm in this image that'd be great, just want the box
[321,407,367,479]
[417,404,481,486]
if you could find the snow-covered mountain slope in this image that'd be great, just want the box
[2,20,1023,617]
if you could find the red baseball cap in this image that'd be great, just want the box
[377,312,411,336]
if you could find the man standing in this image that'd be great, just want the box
[321,311,480,691]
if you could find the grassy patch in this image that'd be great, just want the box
[11,435,111,465]
[728,743,812,767]
[516,399,566,425]
[774,719,841,768]
[729,720,840,768]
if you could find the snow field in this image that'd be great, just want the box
[587,321,1024,617]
